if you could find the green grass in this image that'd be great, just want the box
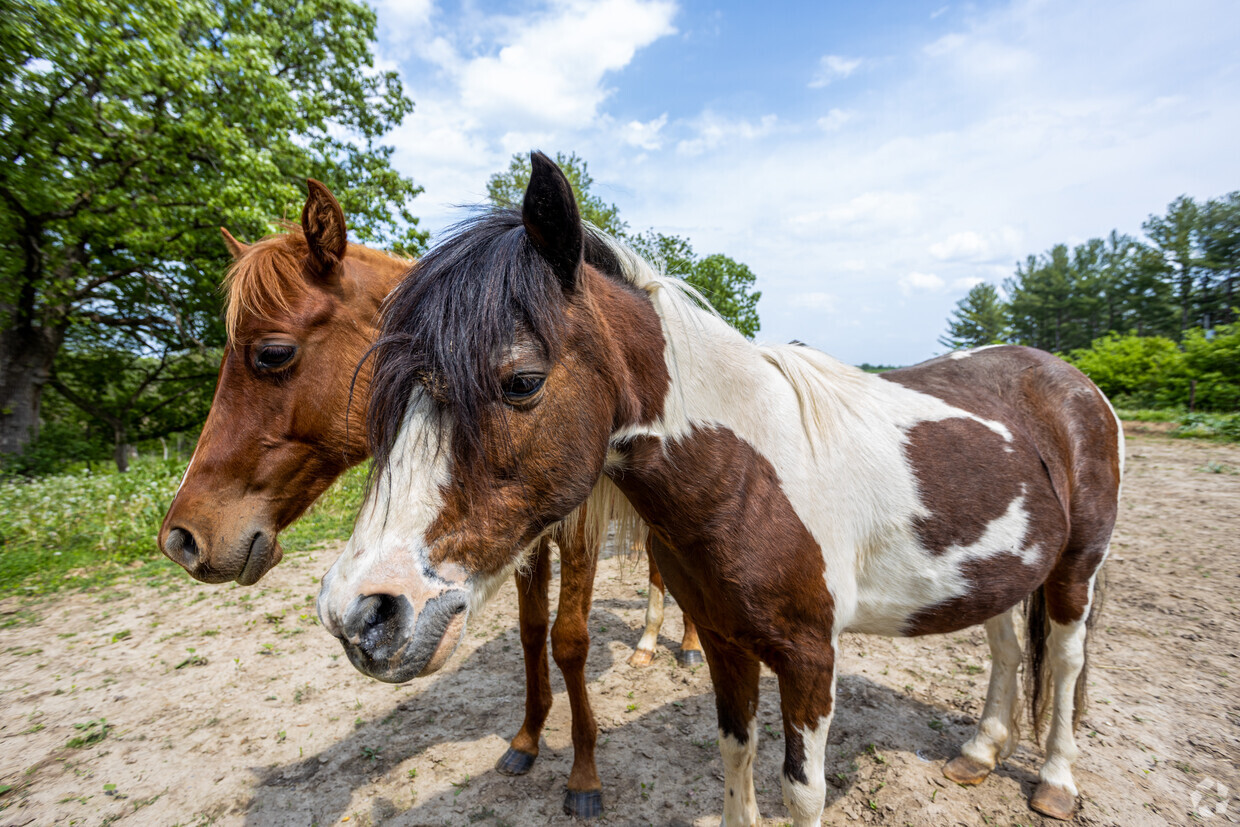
[1117,408,1240,441]
[0,457,368,597]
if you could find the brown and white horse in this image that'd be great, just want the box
[319,153,1123,825]
[156,180,699,818]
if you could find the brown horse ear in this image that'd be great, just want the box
[522,151,583,292]
[220,227,250,260]
[301,179,348,281]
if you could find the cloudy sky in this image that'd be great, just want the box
[366,0,1240,366]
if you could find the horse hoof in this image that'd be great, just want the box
[563,788,603,819]
[495,747,537,776]
[943,755,992,786]
[1030,782,1076,820]
[676,648,704,667]
[627,648,655,668]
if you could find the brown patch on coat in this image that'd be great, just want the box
[883,346,1122,624]
[608,425,836,782]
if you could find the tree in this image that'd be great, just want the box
[1198,192,1240,329]
[487,152,627,237]
[939,283,1008,349]
[0,0,427,460]
[1143,195,1201,336]
[628,230,761,337]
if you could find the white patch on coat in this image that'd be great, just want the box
[319,393,453,633]
[960,607,1023,768]
[782,713,832,827]
[949,344,1008,361]
[718,718,759,827]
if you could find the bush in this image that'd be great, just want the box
[1065,334,1187,408]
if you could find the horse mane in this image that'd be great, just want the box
[222,224,310,342]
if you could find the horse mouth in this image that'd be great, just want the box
[339,598,469,683]
[236,531,281,586]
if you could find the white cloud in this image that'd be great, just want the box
[817,108,854,132]
[809,54,862,88]
[795,292,838,312]
[929,227,1021,263]
[620,114,668,150]
[951,276,985,291]
[900,272,946,294]
[457,0,677,130]
[676,112,777,156]
[370,0,434,38]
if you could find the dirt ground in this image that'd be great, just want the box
[1,432,1237,827]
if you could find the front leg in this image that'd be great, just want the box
[552,516,604,818]
[497,536,553,776]
[776,639,837,827]
[698,628,762,827]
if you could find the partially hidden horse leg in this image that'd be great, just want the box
[552,516,604,818]
[699,628,761,827]
[627,550,663,667]
[775,638,838,827]
[677,608,705,667]
[1029,565,1105,821]
[496,536,553,776]
[944,606,1023,786]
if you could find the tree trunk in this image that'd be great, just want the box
[0,322,63,458]
[113,424,130,473]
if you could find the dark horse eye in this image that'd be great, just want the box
[501,373,545,403]
[255,344,297,370]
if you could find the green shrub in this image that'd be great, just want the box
[1065,333,1187,408]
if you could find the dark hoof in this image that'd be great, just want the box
[676,648,704,667]
[495,747,537,776]
[563,788,603,819]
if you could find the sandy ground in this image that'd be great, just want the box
[0,432,1237,827]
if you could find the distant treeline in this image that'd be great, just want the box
[942,193,1239,412]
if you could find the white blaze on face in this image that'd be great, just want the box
[319,393,454,636]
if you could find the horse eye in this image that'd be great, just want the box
[501,373,545,403]
[255,344,297,370]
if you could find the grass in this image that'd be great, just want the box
[0,457,368,597]
[1116,408,1240,442]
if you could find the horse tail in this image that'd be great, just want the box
[1024,566,1106,741]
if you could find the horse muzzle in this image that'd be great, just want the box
[161,523,282,586]
[326,589,470,683]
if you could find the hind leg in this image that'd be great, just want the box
[1031,567,1104,820]
[944,606,1022,786]
[677,610,704,667]
[627,550,664,667]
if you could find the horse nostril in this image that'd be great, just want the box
[164,527,200,570]
[343,594,409,657]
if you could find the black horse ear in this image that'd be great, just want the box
[302,179,348,284]
[522,151,584,292]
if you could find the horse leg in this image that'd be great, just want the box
[1030,566,1104,821]
[698,628,761,827]
[496,536,553,776]
[677,609,705,667]
[552,518,604,818]
[627,550,664,667]
[944,606,1022,785]
[774,638,837,827]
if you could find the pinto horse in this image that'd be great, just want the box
[319,153,1123,825]
[156,180,700,818]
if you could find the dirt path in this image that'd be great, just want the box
[1,433,1237,827]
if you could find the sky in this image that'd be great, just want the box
[365,0,1240,366]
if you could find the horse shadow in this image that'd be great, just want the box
[239,625,1031,826]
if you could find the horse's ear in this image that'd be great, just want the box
[220,227,250,260]
[522,151,583,292]
[301,179,348,282]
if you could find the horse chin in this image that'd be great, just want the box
[235,533,282,586]
[341,606,469,684]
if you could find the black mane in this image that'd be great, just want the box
[366,208,626,482]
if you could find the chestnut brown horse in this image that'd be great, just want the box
[157,179,700,818]
[320,153,1123,825]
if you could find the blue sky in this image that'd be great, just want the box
[368,0,1240,365]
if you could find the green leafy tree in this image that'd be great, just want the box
[1198,193,1240,329]
[487,152,627,237]
[1143,195,1202,336]
[0,0,427,461]
[1064,333,1187,408]
[939,282,1008,349]
[1182,319,1240,411]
